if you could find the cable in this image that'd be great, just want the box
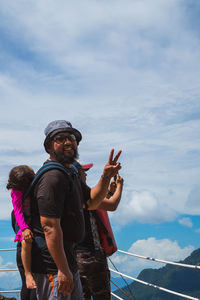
[111,292,124,299]
[109,257,135,299]
[110,278,134,300]
[0,290,20,293]
[110,268,200,300]
[117,249,200,270]
[0,268,18,272]
[0,248,16,251]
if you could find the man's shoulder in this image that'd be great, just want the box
[36,168,72,190]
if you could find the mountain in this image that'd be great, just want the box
[114,248,200,300]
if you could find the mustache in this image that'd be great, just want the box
[53,149,79,164]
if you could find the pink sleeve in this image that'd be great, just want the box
[11,190,30,232]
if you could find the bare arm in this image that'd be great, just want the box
[87,149,122,210]
[40,216,73,296]
[98,175,124,211]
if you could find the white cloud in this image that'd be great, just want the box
[184,185,200,214]
[110,189,176,226]
[110,237,194,277]
[0,0,199,223]
[178,217,193,228]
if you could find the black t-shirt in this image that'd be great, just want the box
[30,167,90,274]
[76,209,95,252]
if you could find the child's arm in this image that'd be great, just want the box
[11,190,30,232]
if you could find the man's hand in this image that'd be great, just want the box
[102,149,122,179]
[58,269,74,296]
[22,228,33,242]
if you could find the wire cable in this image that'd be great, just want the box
[0,268,18,272]
[110,268,200,300]
[111,292,124,299]
[0,290,20,293]
[110,278,134,300]
[117,249,200,270]
[0,248,16,251]
[109,257,135,299]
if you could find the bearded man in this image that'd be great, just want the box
[30,120,122,300]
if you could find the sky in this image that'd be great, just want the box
[0,0,200,295]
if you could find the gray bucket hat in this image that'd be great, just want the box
[44,120,82,152]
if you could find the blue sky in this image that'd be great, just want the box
[0,0,200,293]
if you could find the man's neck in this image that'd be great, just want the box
[48,157,72,168]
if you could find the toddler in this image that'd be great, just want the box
[7,165,37,289]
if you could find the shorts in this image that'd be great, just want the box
[76,251,111,300]
[33,271,83,300]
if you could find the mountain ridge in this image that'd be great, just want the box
[114,248,200,300]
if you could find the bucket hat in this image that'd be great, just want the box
[44,120,82,152]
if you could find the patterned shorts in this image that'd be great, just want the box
[76,251,111,300]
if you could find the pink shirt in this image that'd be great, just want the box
[11,190,30,242]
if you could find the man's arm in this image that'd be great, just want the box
[86,149,122,210]
[97,175,124,211]
[40,216,73,296]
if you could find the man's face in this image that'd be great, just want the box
[49,131,78,164]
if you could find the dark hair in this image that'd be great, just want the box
[6,165,35,192]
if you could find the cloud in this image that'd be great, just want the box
[110,237,194,277]
[178,217,193,228]
[110,189,176,226]
[0,0,199,223]
[184,185,200,214]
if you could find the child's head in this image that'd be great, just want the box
[7,165,35,191]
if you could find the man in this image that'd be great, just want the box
[30,120,122,300]
[74,161,124,299]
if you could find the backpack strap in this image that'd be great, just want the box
[23,162,72,199]
[71,163,89,210]
[71,164,78,174]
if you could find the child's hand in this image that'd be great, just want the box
[22,228,33,242]
[116,174,124,185]
[109,181,117,194]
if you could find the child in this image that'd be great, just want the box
[7,165,37,289]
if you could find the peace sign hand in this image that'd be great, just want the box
[102,149,122,179]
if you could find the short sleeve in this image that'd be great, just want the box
[35,170,69,218]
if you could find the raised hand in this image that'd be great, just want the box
[102,149,122,179]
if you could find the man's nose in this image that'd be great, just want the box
[64,137,72,144]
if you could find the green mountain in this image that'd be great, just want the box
[114,248,200,300]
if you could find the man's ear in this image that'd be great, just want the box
[46,140,53,154]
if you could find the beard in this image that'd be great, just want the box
[53,148,79,164]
